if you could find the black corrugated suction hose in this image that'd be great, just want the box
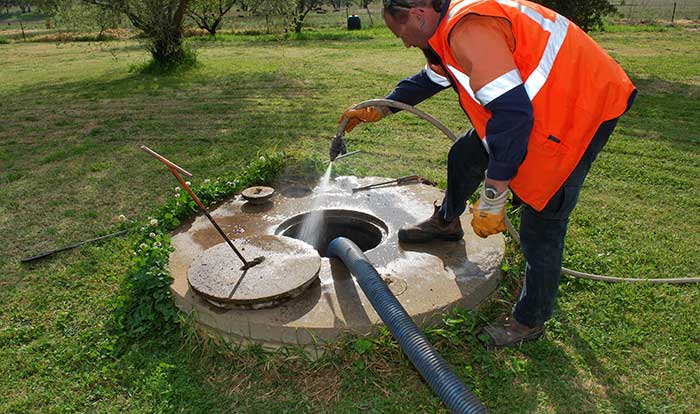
[327,237,488,414]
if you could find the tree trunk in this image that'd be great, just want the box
[210,17,222,35]
[293,3,312,34]
[149,0,189,66]
[150,32,184,65]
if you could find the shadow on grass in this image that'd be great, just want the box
[0,66,331,268]
[622,77,700,148]
[447,318,651,413]
[431,249,651,412]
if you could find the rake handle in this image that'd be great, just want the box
[140,145,193,177]
[140,144,252,268]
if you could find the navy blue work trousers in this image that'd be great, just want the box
[438,118,620,327]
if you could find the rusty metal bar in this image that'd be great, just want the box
[140,145,262,269]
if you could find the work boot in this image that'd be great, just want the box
[480,314,544,349]
[398,202,464,243]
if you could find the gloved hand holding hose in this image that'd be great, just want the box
[339,105,390,133]
[330,104,390,161]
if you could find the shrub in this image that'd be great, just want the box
[535,0,617,31]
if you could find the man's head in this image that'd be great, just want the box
[383,0,443,49]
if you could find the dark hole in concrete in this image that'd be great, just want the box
[276,209,388,257]
[279,184,313,198]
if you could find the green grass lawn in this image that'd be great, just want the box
[1,24,699,414]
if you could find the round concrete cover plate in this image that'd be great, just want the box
[241,186,274,204]
[188,235,321,307]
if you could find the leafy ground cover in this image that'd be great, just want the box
[1,23,699,414]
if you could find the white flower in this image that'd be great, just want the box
[185,181,191,186]
[154,242,162,248]
[174,193,180,198]
[149,232,156,238]
[259,156,266,161]
[226,181,234,186]
[149,218,158,227]
[139,243,148,250]
[204,179,211,184]
[118,214,126,222]
[174,187,181,192]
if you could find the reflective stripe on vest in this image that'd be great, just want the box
[475,68,522,106]
[425,64,452,87]
[446,0,569,104]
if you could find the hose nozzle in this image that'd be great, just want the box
[332,150,362,162]
[329,134,347,161]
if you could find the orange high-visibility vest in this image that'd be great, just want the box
[428,0,635,211]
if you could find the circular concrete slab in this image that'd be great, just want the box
[169,176,504,355]
[241,186,275,204]
[188,235,321,309]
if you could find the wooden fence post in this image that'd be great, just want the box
[671,2,677,23]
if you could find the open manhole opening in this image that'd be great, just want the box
[275,209,388,257]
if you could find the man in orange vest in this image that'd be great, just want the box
[331,0,636,348]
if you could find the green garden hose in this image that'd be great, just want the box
[339,99,700,285]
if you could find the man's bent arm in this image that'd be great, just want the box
[449,15,534,191]
[385,64,451,113]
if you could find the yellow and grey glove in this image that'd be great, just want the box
[338,106,388,133]
[471,186,509,238]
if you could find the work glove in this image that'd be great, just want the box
[471,186,509,238]
[338,106,387,133]
[329,134,347,161]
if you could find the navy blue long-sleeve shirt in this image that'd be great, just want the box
[384,63,533,181]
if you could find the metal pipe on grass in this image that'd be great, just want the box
[21,230,128,263]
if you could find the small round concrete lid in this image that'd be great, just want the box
[188,235,320,308]
[241,186,274,204]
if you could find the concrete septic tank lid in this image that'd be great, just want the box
[241,186,275,204]
[169,176,504,355]
[188,235,321,309]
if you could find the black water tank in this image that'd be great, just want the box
[347,14,361,30]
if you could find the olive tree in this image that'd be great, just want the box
[48,0,122,37]
[84,0,190,66]
[289,0,325,33]
[1,0,33,13]
[187,0,236,35]
[243,0,326,34]
[244,0,291,33]
[535,0,616,31]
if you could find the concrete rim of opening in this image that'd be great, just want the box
[274,209,389,257]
